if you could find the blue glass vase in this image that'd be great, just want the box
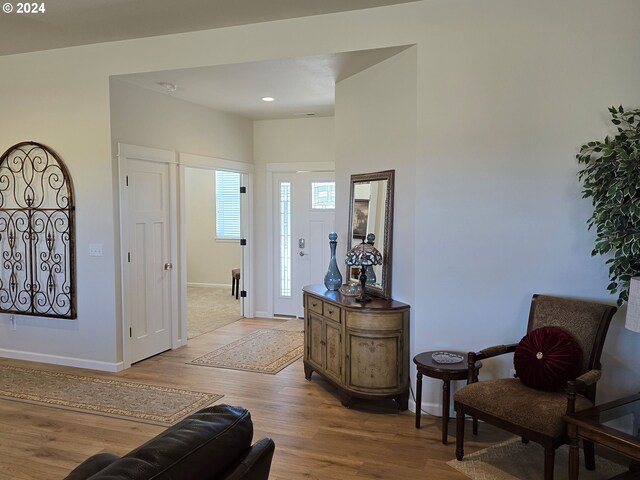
[324,232,343,291]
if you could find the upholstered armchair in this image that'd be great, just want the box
[454,294,617,480]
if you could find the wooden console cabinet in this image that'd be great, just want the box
[302,284,410,410]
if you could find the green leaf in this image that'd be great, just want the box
[577,106,640,305]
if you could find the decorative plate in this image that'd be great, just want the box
[339,284,361,297]
[431,351,464,364]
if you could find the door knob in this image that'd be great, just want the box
[299,251,308,257]
[164,263,173,270]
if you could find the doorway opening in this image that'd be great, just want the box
[184,166,243,339]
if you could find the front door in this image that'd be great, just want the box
[273,172,335,317]
[122,156,174,364]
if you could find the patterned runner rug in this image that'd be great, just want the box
[447,438,626,480]
[189,327,303,374]
[0,365,223,425]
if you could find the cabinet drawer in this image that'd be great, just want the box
[346,311,403,331]
[307,296,323,315]
[323,303,341,323]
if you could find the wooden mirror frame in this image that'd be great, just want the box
[347,169,394,299]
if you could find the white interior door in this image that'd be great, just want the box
[273,171,335,317]
[123,157,173,363]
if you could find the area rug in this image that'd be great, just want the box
[189,328,303,374]
[187,286,242,339]
[447,438,627,480]
[0,365,223,426]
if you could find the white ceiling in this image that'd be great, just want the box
[0,0,417,56]
[114,47,409,120]
[1,0,415,120]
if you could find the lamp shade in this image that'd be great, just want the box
[626,277,640,333]
[345,240,382,267]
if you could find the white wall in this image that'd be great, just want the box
[0,1,638,407]
[335,47,417,307]
[252,117,335,314]
[0,61,119,369]
[413,0,640,408]
[110,79,254,162]
[185,168,240,286]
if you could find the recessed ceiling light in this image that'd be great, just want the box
[157,82,177,93]
[261,97,275,102]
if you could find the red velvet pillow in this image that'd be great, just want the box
[514,326,583,391]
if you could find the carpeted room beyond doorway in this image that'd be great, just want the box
[187,286,242,339]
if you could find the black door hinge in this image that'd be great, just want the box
[240,238,247,246]
[129,327,132,338]
[127,252,131,263]
[125,175,129,186]
[240,186,246,194]
[240,290,247,298]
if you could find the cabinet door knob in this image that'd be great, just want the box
[328,309,333,314]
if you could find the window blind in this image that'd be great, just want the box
[215,171,241,239]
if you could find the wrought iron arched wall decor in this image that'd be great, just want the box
[0,142,76,319]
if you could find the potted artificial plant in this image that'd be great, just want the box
[577,106,640,305]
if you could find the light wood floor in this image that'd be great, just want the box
[0,318,510,480]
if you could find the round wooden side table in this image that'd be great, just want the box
[413,351,482,445]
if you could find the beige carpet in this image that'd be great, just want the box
[447,438,627,480]
[187,286,242,339]
[189,326,303,374]
[0,365,223,426]
[272,318,304,332]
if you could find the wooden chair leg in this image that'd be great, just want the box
[544,447,555,480]
[455,406,465,461]
[231,275,235,296]
[583,440,596,470]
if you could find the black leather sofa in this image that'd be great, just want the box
[64,404,275,480]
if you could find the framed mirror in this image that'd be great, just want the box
[347,169,394,299]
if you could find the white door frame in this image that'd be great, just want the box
[118,146,253,369]
[118,143,179,370]
[264,161,335,318]
[178,152,254,343]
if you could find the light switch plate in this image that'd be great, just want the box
[89,243,104,257]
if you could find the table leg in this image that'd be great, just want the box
[472,367,479,435]
[568,424,579,480]
[442,379,450,444]
[415,371,422,428]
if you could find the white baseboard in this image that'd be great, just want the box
[254,310,271,318]
[409,399,443,415]
[187,282,231,289]
[411,399,464,418]
[0,348,124,372]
